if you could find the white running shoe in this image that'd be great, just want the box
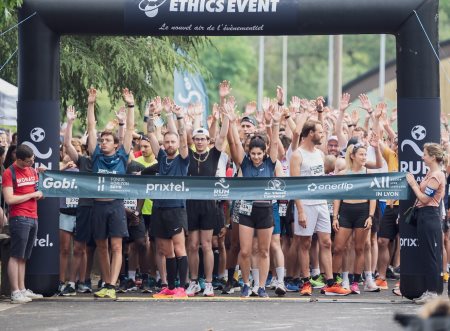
[251,286,259,297]
[21,289,43,299]
[275,281,287,296]
[186,281,201,297]
[268,277,278,290]
[342,279,350,290]
[203,282,214,297]
[363,280,381,292]
[11,291,32,304]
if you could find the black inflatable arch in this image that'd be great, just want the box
[18,0,440,298]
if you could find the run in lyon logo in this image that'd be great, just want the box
[400,125,428,178]
[138,0,280,17]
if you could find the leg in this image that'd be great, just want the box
[95,239,111,284]
[200,229,214,283]
[256,227,273,287]
[354,229,370,275]
[109,237,123,286]
[8,257,20,292]
[59,230,72,283]
[238,224,254,284]
[299,236,312,278]
[317,232,333,280]
[187,230,200,280]
[332,228,353,274]
[377,237,391,280]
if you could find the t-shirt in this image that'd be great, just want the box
[135,156,158,215]
[188,147,222,177]
[417,170,446,208]
[240,155,275,178]
[2,164,38,218]
[154,149,189,208]
[92,145,129,175]
[298,147,327,206]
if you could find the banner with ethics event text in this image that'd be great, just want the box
[39,171,410,200]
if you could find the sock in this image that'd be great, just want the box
[276,267,285,282]
[342,271,349,283]
[349,274,354,283]
[326,279,334,287]
[68,281,76,289]
[176,256,188,288]
[156,271,161,282]
[311,268,320,277]
[166,257,177,290]
[227,268,235,283]
[302,277,310,284]
[251,268,260,287]
[128,270,136,281]
[364,271,373,282]
[354,274,361,283]
[333,273,340,282]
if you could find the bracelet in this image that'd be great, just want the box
[265,124,271,128]
[118,122,125,126]
[348,124,356,128]
[143,116,149,123]
[176,116,184,120]
[127,104,135,108]
[278,102,284,106]
[368,215,374,219]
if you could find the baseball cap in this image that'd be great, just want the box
[192,128,210,138]
[240,116,257,127]
[328,135,338,143]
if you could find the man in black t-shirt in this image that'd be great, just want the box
[147,98,190,298]
[185,117,229,297]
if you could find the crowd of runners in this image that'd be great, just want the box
[1,81,449,304]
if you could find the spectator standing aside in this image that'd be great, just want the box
[3,144,44,303]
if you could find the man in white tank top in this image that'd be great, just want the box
[290,120,334,295]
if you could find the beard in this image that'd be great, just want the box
[166,147,177,156]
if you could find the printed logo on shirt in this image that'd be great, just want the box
[16,176,37,187]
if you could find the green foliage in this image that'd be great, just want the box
[0,0,22,21]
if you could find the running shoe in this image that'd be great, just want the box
[221,283,235,294]
[212,277,226,290]
[310,277,325,289]
[375,278,388,290]
[300,282,312,296]
[77,282,92,293]
[22,289,43,299]
[386,266,399,280]
[117,277,131,293]
[125,279,138,292]
[275,281,287,296]
[285,278,301,292]
[364,280,380,292]
[61,284,76,296]
[335,274,343,284]
[135,273,143,287]
[97,279,104,290]
[414,291,438,305]
[173,287,188,299]
[240,284,251,298]
[203,282,214,297]
[57,281,66,296]
[104,288,116,299]
[94,287,108,298]
[141,277,153,293]
[11,291,32,304]
[323,283,351,296]
[186,281,201,297]
[268,277,278,290]
[341,278,350,290]
[350,282,360,294]
[198,278,206,291]
[251,286,259,297]
[257,287,269,298]
[153,287,177,298]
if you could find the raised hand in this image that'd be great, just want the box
[375,102,387,119]
[315,96,325,112]
[212,103,220,121]
[171,104,184,118]
[228,95,236,111]
[66,106,77,123]
[219,80,232,98]
[358,93,372,113]
[162,97,172,115]
[350,109,359,126]
[271,105,282,123]
[290,96,301,112]
[87,87,97,104]
[147,101,157,115]
[245,101,257,116]
[115,106,127,124]
[262,97,271,113]
[300,98,309,111]
[369,132,380,148]
[276,86,284,105]
[390,108,397,124]
[122,88,134,106]
[193,102,204,116]
[340,93,351,112]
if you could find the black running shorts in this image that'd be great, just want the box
[238,204,274,230]
[338,202,370,229]
[378,206,399,240]
[151,207,188,239]
[92,200,129,240]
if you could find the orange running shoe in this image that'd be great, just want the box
[323,283,351,296]
[300,282,312,296]
[375,278,388,290]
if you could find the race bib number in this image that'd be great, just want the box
[65,197,79,208]
[278,203,288,217]
[124,199,138,210]
[310,164,324,176]
[239,200,253,216]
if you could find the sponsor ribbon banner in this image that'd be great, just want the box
[125,0,298,35]
[39,171,410,200]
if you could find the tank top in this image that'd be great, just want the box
[299,147,326,206]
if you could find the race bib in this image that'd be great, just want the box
[278,202,288,217]
[238,200,253,216]
[65,197,79,208]
[124,199,138,210]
